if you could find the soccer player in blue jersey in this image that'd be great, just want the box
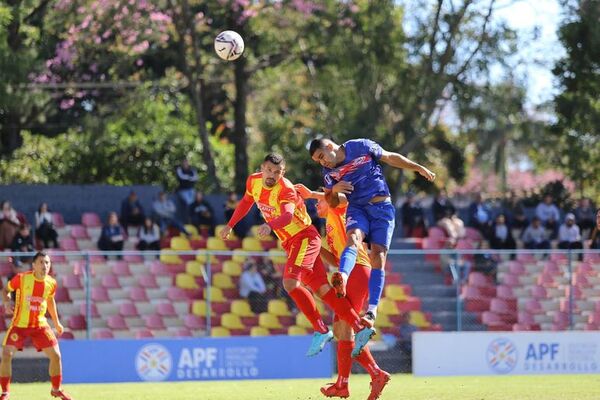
[309,138,435,354]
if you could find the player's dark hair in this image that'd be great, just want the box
[263,153,285,166]
[32,251,48,263]
[309,138,327,157]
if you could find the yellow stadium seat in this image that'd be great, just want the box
[223,260,242,277]
[378,298,400,315]
[231,250,248,264]
[221,313,245,330]
[160,253,182,264]
[184,225,199,237]
[171,237,191,250]
[277,240,284,250]
[211,327,230,337]
[191,300,208,316]
[268,299,291,316]
[231,300,254,317]
[175,273,199,290]
[409,311,431,328]
[242,237,263,251]
[185,261,206,277]
[203,287,225,302]
[384,284,408,301]
[250,225,261,237]
[207,237,228,251]
[268,248,287,265]
[288,326,308,336]
[250,326,270,336]
[295,313,313,329]
[375,313,394,328]
[195,250,219,264]
[213,273,235,289]
[259,313,282,329]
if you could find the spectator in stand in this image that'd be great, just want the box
[589,210,600,249]
[489,214,516,251]
[436,209,465,247]
[11,224,34,267]
[0,201,20,250]
[397,312,418,355]
[120,190,145,232]
[97,212,125,258]
[190,191,216,236]
[175,158,199,207]
[224,191,239,221]
[558,213,583,254]
[34,203,59,249]
[468,193,492,239]
[522,217,550,250]
[401,193,427,238]
[137,217,161,252]
[152,192,190,237]
[535,194,560,239]
[574,198,596,237]
[239,260,268,314]
[432,189,456,223]
[502,191,529,232]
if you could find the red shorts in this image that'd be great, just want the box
[3,325,58,351]
[282,225,329,292]
[333,264,371,323]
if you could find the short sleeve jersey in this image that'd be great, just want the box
[323,204,371,267]
[7,272,57,328]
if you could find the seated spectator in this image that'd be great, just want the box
[502,191,529,231]
[224,191,239,221]
[190,191,216,236]
[11,224,34,267]
[401,193,427,238]
[120,190,145,232]
[437,209,465,247]
[522,217,550,250]
[535,194,560,239]
[97,212,125,257]
[137,217,160,251]
[0,201,20,249]
[34,202,59,249]
[397,313,418,355]
[152,192,190,237]
[489,214,516,251]
[468,193,492,239]
[239,260,268,314]
[175,158,199,207]
[574,198,596,236]
[432,189,456,223]
[589,210,600,249]
[558,213,583,254]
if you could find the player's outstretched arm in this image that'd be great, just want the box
[221,193,254,239]
[379,150,436,182]
[47,296,64,335]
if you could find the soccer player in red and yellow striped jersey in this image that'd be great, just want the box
[0,252,73,400]
[221,153,371,356]
[296,184,391,400]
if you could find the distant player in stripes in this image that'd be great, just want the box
[309,138,435,346]
[296,184,390,400]
[221,153,373,356]
[0,252,73,400]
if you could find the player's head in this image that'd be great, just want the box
[32,251,51,277]
[309,138,339,168]
[261,153,286,188]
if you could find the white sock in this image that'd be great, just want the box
[367,305,378,317]
[340,272,348,282]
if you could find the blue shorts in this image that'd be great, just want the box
[346,200,395,249]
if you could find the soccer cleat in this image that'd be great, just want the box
[320,382,350,398]
[367,370,391,400]
[360,311,376,329]
[306,330,334,357]
[352,326,376,358]
[331,271,347,298]
[51,388,73,400]
[0,392,9,400]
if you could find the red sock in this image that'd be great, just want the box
[355,347,382,379]
[50,375,62,390]
[336,340,353,387]
[0,376,10,393]
[321,288,363,332]
[289,286,328,333]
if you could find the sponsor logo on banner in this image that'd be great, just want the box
[176,346,260,380]
[487,338,517,374]
[136,344,173,381]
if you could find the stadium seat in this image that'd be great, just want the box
[52,212,65,228]
[123,254,144,263]
[213,273,235,289]
[138,275,159,288]
[384,284,408,301]
[144,315,166,330]
[107,315,129,330]
[67,315,86,331]
[82,212,102,227]
[185,261,206,277]
[207,238,228,251]
[184,225,199,237]
[93,329,114,339]
[91,287,110,303]
[70,225,90,240]
[268,249,287,265]
[171,237,191,250]
[211,327,230,337]
[250,327,269,336]
[191,300,208,316]
[101,274,121,289]
[231,250,248,264]
[59,238,79,251]
[135,329,154,339]
[258,313,282,329]
[54,287,72,303]
[267,299,291,316]
[409,311,431,328]
[189,237,207,250]
[129,287,149,302]
[119,302,140,318]
[288,326,308,336]
[222,261,242,277]
[229,300,253,317]
[159,253,183,265]
[167,287,194,301]
[378,298,400,315]
[221,313,245,330]
[110,261,132,276]
[531,285,548,299]
[59,331,75,340]
[156,302,177,317]
[183,315,206,330]
[242,237,263,251]
[175,273,199,290]
[375,313,394,328]
[79,303,101,318]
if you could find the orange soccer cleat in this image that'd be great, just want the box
[331,272,347,298]
[320,382,350,398]
[367,370,391,400]
[51,388,73,400]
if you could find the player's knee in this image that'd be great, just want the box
[282,279,300,293]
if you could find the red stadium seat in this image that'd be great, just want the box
[59,238,79,251]
[123,254,144,263]
[156,302,177,317]
[52,213,65,228]
[138,275,159,288]
[129,287,149,302]
[135,329,154,339]
[144,315,166,330]
[59,331,75,340]
[79,303,101,318]
[530,285,548,299]
[70,225,90,240]
[111,261,132,276]
[496,285,515,300]
[93,329,114,339]
[82,212,102,228]
[172,327,193,337]
[107,315,129,330]
[54,287,72,303]
[119,302,140,317]
[62,275,82,290]
[167,287,195,301]
[67,315,87,331]
[101,274,121,289]
[91,287,110,302]
[183,315,206,330]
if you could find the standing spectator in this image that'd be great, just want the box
[522,217,550,250]
[489,214,516,251]
[468,193,492,239]
[224,191,239,221]
[535,195,560,239]
[97,212,125,257]
[574,198,596,237]
[11,225,34,267]
[120,190,145,232]
[34,203,59,249]
[175,158,199,207]
[152,192,190,237]
[436,209,465,247]
[400,193,426,238]
[190,192,216,236]
[0,201,20,250]
[558,213,583,253]
[432,189,456,223]
[239,260,268,314]
[137,217,160,252]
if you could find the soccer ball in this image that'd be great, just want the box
[214,30,245,61]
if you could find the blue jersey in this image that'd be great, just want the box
[322,139,390,205]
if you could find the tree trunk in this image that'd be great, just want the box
[0,113,22,156]
[233,55,249,194]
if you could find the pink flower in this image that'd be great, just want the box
[59,98,75,110]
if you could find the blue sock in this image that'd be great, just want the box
[368,269,385,307]
[339,247,358,276]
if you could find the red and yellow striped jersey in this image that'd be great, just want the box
[245,172,312,242]
[323,204,371,267]
[7,272,57,328]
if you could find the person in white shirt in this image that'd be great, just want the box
[137,217,160,251]
[558,213,583,256]
[34,203,59,249]
[152,192,190,237]
[239,261,268,314]
[522,217,550,250]
[535,195,560,238]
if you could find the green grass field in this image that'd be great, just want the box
[10,374,600,400]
